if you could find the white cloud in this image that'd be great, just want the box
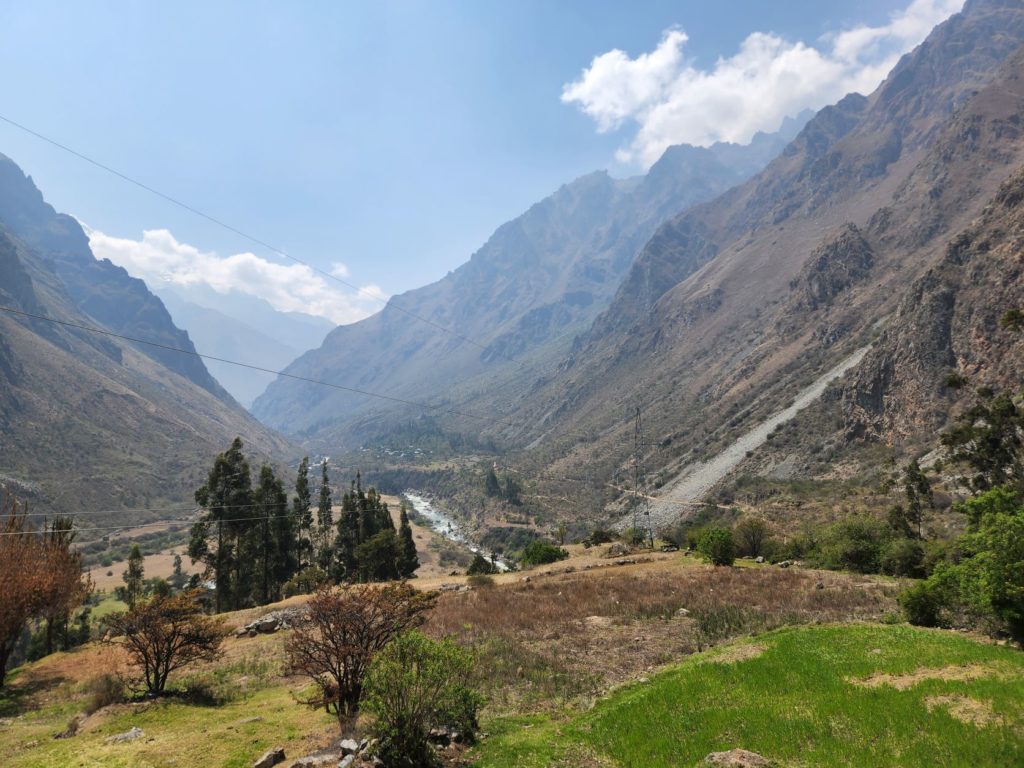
[330,261,350,278]
[562,0,964,168]
[84,226,387,325]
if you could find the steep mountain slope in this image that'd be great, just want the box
[0,158,291,523]
[0,155,229,401]
[495,0,1024,521]
[251,118,810,444]
[157,291,329,408]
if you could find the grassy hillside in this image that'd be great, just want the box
[476,624,1024,768]
[0,545,1018,768]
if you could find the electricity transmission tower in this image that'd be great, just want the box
[633,406,654,548]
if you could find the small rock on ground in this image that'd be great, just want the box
[105,726,145,744]
[253,746,286,768]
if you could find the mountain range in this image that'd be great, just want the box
[257,0,1024,527]
[251,112,812,443]
[0,155,290,523]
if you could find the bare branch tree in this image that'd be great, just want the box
[104,592,228,695]
[286,582,436,726]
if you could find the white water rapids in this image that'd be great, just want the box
[403,492,511,572]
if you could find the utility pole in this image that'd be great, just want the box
[633,406,654,548]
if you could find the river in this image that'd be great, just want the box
[402,492,510,572]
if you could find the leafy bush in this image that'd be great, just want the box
[899,579,947,628]
[880,538,925,578]
[812,517,890,573]
[466,553,498,576]
[283,565,328,598]
[697,528,735,567]
[364,631,483,767]
[466,574,495,588]
[901,488,1024,641]
[587,528,616,546]
[519,541,568,567]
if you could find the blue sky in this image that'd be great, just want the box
[0,0,961,323]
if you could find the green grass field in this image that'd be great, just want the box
[472,624,1024,768]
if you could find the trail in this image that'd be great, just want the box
[642,345,871,529]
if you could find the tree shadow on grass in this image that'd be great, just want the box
[0,669,68,716]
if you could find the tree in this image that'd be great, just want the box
[191,437,253,612]
[733,518,771,558]
[316,460,334,569]
[503,476,521,506]
[39,516,92,655]
[293,457,313,567]
[285,583,436,726]
[170,554,187,590]
[941,392,1023,493]
[1000,308,1024,332]
[253,464,294,605]
[355,530,401,583]
[123,545,145,609]
[902,459,933,539]
[397,503,419,578]
[697,527,736,567]
[519,540,568,566]
[466,553,497,576]
[484,467,500,497]
[103,592,228,695]
[1,496,91,686]
[903,488,1024,641]
[364,631,483,767]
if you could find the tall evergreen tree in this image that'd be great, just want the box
[397,502,419,578]
[484,467,500,497]
[191,437,253,613]
[253,464,292,605]
[123,544,145,609]
[903,459,933,539]
[334,484,360,581]
[293,457,313,567]
[316,460,334,569]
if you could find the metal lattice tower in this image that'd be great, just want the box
[633,406,654,548]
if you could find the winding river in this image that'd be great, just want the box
[402,492,510,572]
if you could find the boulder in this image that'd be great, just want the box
[253,746,286,768]
[339,756,355,768]
[702,748,773,767]
[105,726,145,744]
[675,608,691,618]
[605,542,630,557]
[339,739,360,755]
[288,755,340,768]
[754,556,765,564]
[253,617,280,634]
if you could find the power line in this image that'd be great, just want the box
[0,510,298,537]
[0,304,518,428]
[0,112,529,371]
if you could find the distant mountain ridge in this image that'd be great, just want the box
[0,155,229,402]
[251,113,812,442]
[0,155,291,521]
[489,0,1024,522]
[156,288,333,408]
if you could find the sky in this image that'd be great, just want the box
[0,0,963,325]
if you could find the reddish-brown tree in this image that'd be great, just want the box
[103,591,229,695]
[286,582,436,725]
[0,495,92,686]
